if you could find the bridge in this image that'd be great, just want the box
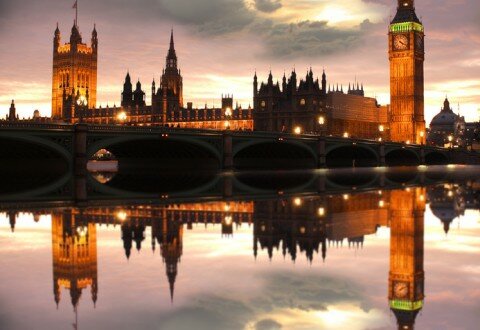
[1,122,478,175]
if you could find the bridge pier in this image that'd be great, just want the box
[317,138,326,168]
[379,144,386,167]
[420,148,426,165]
[223,175,233,198]
[222,132,233,170]
[74,124,88,201]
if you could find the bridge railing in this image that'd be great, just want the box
[0,122,73,131]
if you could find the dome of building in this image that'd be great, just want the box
[430,98,459,126]
[33,109,40,118]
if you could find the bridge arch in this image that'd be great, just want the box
[233,140,317,169]
[385,148,420,166]
[326,144,379,168]
[425,151,450,165]
[87,135,222,170]
[0,134,71,196]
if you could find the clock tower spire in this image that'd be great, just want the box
[389,0,425,144]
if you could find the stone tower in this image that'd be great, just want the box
[52,22,98,119]
[52,211,98,309]
[388,188,425,329]
[389,0,426,144]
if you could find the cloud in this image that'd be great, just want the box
[255,0,283,13]
[254,319,282,330]
[154,272,383,330]
[258,19,375,59]
[158,0,255,35]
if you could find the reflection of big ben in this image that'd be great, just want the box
[52,211,98,309]
[388,188,425,329]
[389,0,426,144]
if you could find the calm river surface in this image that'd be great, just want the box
[0,166,479,330]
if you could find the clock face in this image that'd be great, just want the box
[393,34,409,50]
[394,282,409,299]
[416,34,424,51]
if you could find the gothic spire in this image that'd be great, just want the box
[168,29,177,60]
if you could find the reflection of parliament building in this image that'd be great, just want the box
[5,182,477,329]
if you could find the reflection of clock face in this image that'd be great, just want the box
[416,34,424,51]
[393,34,409,50]
[394,282,409,299]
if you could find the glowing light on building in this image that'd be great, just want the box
[116,211,128,221]
[294,198,302,206]
[294,126,302,135]
[117,112,127,121]
[318,207,325,216]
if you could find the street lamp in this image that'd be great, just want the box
[420,131,425,145]
[343,132,349,138]
[318,115,326,136]
[117,111,127,123]
[448,135,453,149]
[294,126,302,135]
[378,125,384,142]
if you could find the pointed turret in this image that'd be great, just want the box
[91,24,98,53]
[166,29,178,69]
[392,0,420,23]
[8,100,16,122]
[70,22,82,46]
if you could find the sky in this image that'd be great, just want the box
[0,0,479,123]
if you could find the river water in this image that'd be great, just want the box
[0,166,479,330]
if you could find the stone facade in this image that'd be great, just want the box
[253,69,389,140]
[52,22,98,119]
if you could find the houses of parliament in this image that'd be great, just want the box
[39,0,428,142]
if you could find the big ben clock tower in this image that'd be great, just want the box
[389,0,426,144]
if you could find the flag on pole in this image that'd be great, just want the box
[73,1,77,9]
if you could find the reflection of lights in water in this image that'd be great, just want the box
[419,195,425,202]
[261,225,266,232]
[379,200,385,208]
[224,216,232,226]
[116,211,128,221]
[224,203,231,212]
[90,172,116,184]
[76,226,88,237]
[299,226,306,234]
[343,194,349,200]
[448,191,454,197]
[318,207,325,216]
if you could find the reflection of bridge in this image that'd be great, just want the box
[1,123,479,175]
[2,158,477,203]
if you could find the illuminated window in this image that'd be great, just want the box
[261,101,266,108]
[300,99,306,106]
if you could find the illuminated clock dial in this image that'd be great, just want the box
[394,282,409,299]
[393,34,409,50]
